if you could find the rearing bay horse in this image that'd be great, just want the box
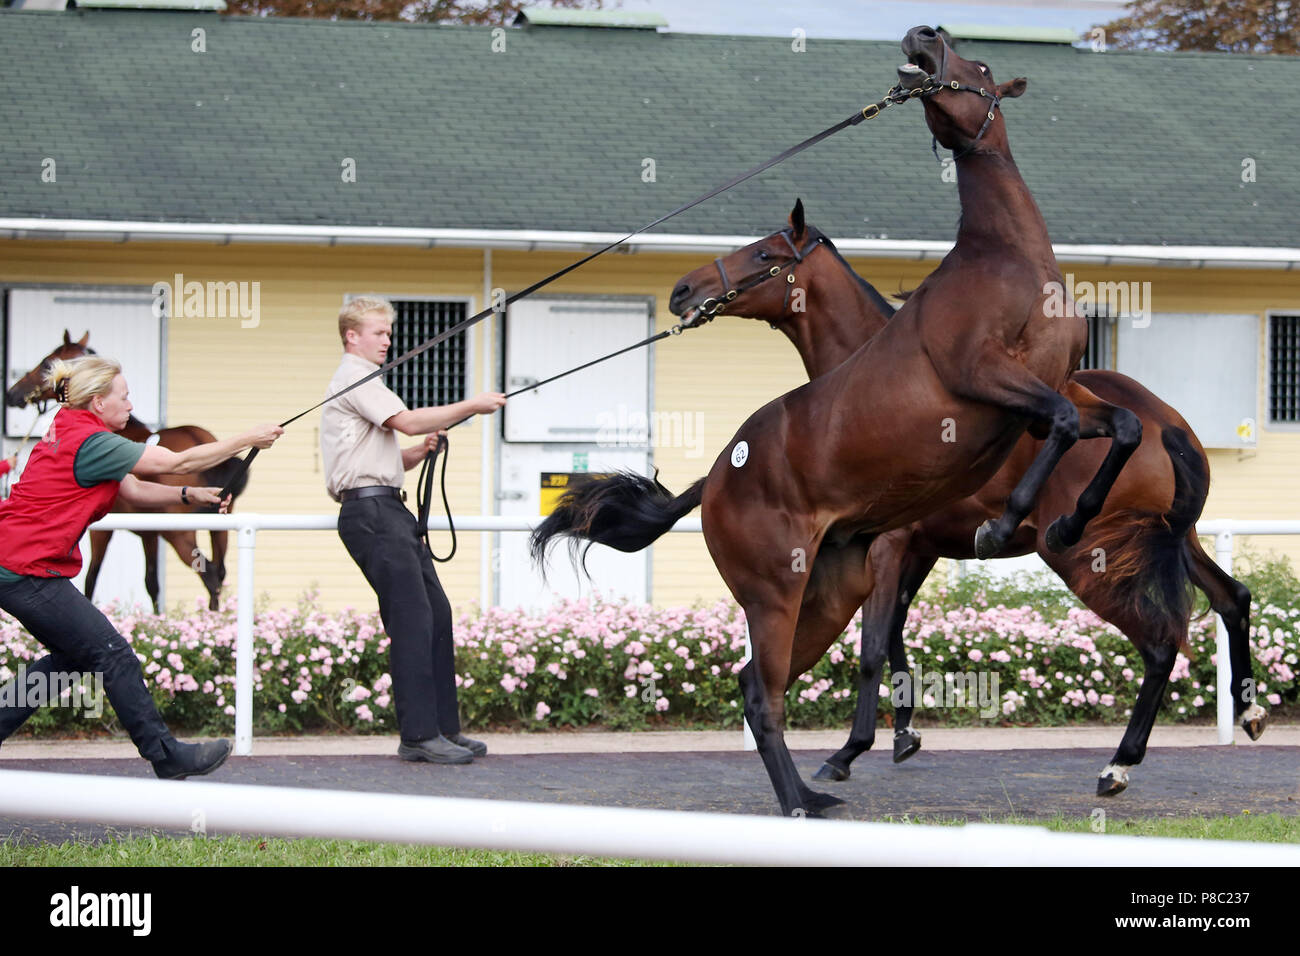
[669,198,1266,797]
[5,331,248,612]
[535,29,1145,816]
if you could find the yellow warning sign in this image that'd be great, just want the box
[540,472,613,516]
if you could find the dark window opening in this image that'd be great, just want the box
[1269,314,1300,424]
[384,299,469,410]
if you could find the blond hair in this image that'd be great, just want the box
[339,296,394,346]
[45,356,122,410]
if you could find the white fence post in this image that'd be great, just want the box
[1214,529,1235,745]
[235,522,257,756]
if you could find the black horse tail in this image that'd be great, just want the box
[198,455,251,512]
[530,471,707,574]
[1081,426,1209,645]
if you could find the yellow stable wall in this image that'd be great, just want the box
[2,238,1298,614]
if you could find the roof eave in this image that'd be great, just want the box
[1,218,1297,270]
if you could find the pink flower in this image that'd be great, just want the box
[500,674,519,694]
[535,701,551,720]
[584,688,599,698]
[654,697,669,712]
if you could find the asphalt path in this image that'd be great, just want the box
[2,745,1297,844]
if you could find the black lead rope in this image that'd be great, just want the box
[417,324,682,558]
[217,82,922,500]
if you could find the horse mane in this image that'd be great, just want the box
[809,229,898,319]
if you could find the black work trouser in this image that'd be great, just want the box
[337,495,460,742]
[0,575,172,761]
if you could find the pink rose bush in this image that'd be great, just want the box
[0,555,1295,737]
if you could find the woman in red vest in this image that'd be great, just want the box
[0,355,283,778]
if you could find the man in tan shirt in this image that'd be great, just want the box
[322,296,505,764]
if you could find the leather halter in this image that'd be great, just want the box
[693,228,825,323]
[907,42,1004,161]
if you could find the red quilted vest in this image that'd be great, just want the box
[0,408,125,577]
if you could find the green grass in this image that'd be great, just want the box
[3,813,1294,866]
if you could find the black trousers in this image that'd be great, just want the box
[337,495,460,741]
[0,575,172,760]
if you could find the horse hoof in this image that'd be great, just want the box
[1044,516,1074,554]
[798,791,848,818]
[893,728,922,763]
[974,520,1003,560]
[1097,763,1130,797]
[1241,703,1268,741]
[813,762,850,782]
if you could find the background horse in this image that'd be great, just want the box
[535,31,1144,816]
[669,199,1266,797]
[5,331,249,612]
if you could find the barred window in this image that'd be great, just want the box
[1269,313,1300,424]
[1076,307,1115,371]
[384,299,469,410]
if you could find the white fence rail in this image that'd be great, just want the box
[83,513,1298,754]
[3,768,1299,866]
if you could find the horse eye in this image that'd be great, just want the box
[757,250,770,261]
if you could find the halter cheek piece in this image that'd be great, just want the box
[695,228,825,322]
[908,42,1004,162]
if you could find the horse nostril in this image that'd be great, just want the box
[672,283,690,302]
[918,26,938,39]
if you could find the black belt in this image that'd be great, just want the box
[340,485,405,503]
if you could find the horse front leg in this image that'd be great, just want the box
[1042,380,1143,553]
[949,352,1082,559]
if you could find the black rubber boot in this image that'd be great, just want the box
[152,738,233,780]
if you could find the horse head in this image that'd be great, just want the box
[898,26,1026,158]
[6,330,91,409]
[669,198,827,330]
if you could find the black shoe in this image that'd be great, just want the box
[152,738,232,780]
[446,733,487,757]
[398,736,473,765]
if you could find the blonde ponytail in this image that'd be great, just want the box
[45,356,122,410]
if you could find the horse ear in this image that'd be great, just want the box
[791,197,806,238]
[998,77,1027,99]
[78,331,90,346]
[63,329,72,345]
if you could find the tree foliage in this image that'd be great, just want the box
[223,0,603,25]
[1097,0,1297,54]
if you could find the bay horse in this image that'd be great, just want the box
[668,198,1266,797]
[5,331,248,613]
[535,29,1148,816]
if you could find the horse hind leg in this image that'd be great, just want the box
[1185,533,1266,739]
[140,532,162,614]
[740,597,845,818]
[209,529,230,611]
[84,530,112,604]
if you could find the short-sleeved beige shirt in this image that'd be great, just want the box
[321,352,408,503]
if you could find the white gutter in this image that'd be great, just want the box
[2,218,1298,269]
